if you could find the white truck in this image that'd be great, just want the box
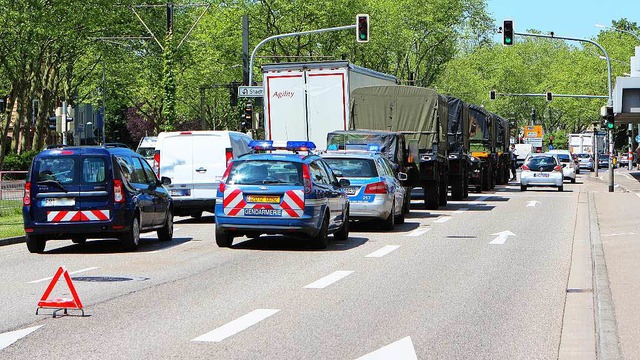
[568,133,605,155]
[262,61,397,149]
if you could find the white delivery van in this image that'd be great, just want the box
[154,131,252,217]
[262,61,397,149]
[136,136,157,160]
[514,143,533,168]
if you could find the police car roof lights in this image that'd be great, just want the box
[248,140,316,153]
[248,140,276,151]
[286,141,316,152]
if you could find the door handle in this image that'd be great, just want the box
[196,167,207,173]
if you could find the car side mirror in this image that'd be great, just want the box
[397,172,408,181]
[161,176,171,186]
[562,164,566,168]
[332,170,343,178]
[339,178,351,187]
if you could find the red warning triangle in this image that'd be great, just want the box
[37,266,83,310]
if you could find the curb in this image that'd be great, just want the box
[0,236,25,246]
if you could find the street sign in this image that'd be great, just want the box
[238,86,263,98]
[523,137,543,147]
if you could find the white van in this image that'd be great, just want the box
[514,143,534,168]
[154,131,252,217]
[136,136,157,160]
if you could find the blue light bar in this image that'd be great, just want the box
[248,140,275,150]
[367,144,380,152]
[286,141,316,151]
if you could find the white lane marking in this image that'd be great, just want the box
[602,232,636,237]
[489,230,516,245]
[636,193,640,199]
[433,216,452,223]
[474,195,490,202]
[454,207,469,213]
[0,325,44,350]
[406,227,431,237]
[623,174,634,180]
[28,267,99,284]
[366,245,400,258]
[304,271,353,289]
[526,200,540,207]
[191,309,280,343]
[141,227,182,238]
[355,336,418,360]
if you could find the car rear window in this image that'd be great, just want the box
[323,158,378,178]
[557,154,571,162]
[35,156,106,185]
[526,156,557,171]
[577,154,591,159]
[227,160,303,185]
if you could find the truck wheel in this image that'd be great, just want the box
[424,180,439,210]
[215,226,234,247]
[463,173,469,198]
[439,175,448,206]
[490,168,496,189]
[451,175,464,201]
[26,234,47,253]
[481,170,490,191]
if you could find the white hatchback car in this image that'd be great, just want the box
[548,149,577,183]
[520,153,564,192]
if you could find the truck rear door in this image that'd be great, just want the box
[306,67,349,149]
[264,72,307,142]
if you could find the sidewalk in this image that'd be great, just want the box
[587,167,640,359]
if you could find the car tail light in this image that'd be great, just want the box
[365,181,388,194]
[114,179,125,203]
[553,165,562,172]
[302,164,313,194]
[153,150,160,177]
[23,182,31,206]
[521,165,529,171]
[225,147,233,167]
[219,163,232,192]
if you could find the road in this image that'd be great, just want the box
[0,175,594,359]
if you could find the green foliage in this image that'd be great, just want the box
[1,150,37,171]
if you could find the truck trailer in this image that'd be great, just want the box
[446,97,471,200]
[349,85,449,210]
[468,105,497,192]
[262,61,397,149]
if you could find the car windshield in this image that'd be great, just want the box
[526,156,557,171]
[227,160,303,185]
[323,158,378,178]
[599,155,608,160]
[577,154,591,159]
[136,147,155,160]
[557,154,571,162]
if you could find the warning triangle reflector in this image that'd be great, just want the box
[36,267,84,315]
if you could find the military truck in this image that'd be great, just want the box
[350,86,449,210]
[468,105,497,192]
[494,115,511,185]
[446,97,471,200]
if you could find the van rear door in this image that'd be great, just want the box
[160,133,194,197]
[192,133,226,200]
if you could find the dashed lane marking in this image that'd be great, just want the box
[304,271,353,289]
[366,245,400,258]
[191,309,280,343]
[433,216,452,223]
[406,228,431,237]
[28,267,99,284]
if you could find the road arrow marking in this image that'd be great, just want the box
[355,336,418,360]
[433,216,452,223]
[192,309,280,342]
[0,325,43,350]
[526,201,540,207]
[406,227,431,237]
[366,245,400,258]
[304,271,353,289]
[489,230,516,245]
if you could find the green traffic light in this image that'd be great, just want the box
[606,122,614,129]
[505,37,512,44]
[360,33,367,40]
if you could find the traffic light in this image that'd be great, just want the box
[0,96,6,112]
[490,90,496,100]
[48,116,57,130]
[229,82,239,107]
[604,106,615,130]
[502,19,514,46]
[546,92,553,101]
[356,14,369,43]
[241,102,253,131]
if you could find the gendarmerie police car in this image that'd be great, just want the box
[214,140,350,249]
[321,147,408,230]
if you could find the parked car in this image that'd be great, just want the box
[520,153,564,192]
[321,150,407,230]
[214,140,350,249]
[618,153,636,167]
[598,154,611,169]
[154,130,252,218]
[576,153,595,172]
[23,145,173,253]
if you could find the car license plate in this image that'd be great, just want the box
[344,187,358,195]
[246,195,280,203]
[42,198,75,207]
[534,173,549,178]
[170,189,190,196]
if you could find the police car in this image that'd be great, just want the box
[214,140,350,249]
[321,148,407,230]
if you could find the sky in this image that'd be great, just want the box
[487,0,638,41]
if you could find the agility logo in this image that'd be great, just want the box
[223,188,304,217]
[47,210,110,222]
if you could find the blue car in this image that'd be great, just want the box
[214,141,350,249]
[23,145,173,253]
[321,150,408,230]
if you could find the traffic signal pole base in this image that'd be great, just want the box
[609,185,614,193]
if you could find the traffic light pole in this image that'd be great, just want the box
[514,31,615,192]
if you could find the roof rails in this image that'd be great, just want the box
[103,143,130,149]
[45,144,72,149]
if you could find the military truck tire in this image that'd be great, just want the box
[439,174,448,206]
[424,180,439,210]
[481,169,490,191]
[451,175,464,200]
[463,173,469,198]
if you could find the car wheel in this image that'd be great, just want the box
[520,184,527,191]
[121,216,141,251]
[311,213,329,249]
[191,211,202,219]
[157,209,173,242]
[26,234,46,253]
[402,191,411,214]
[382,201,395,231]
[558,185,564,192]
[334,207,349,241]
[571,177,576,184]
[71,236,86,244]
[215,226,234,247]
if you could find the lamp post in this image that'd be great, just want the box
[592,121,600,177]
